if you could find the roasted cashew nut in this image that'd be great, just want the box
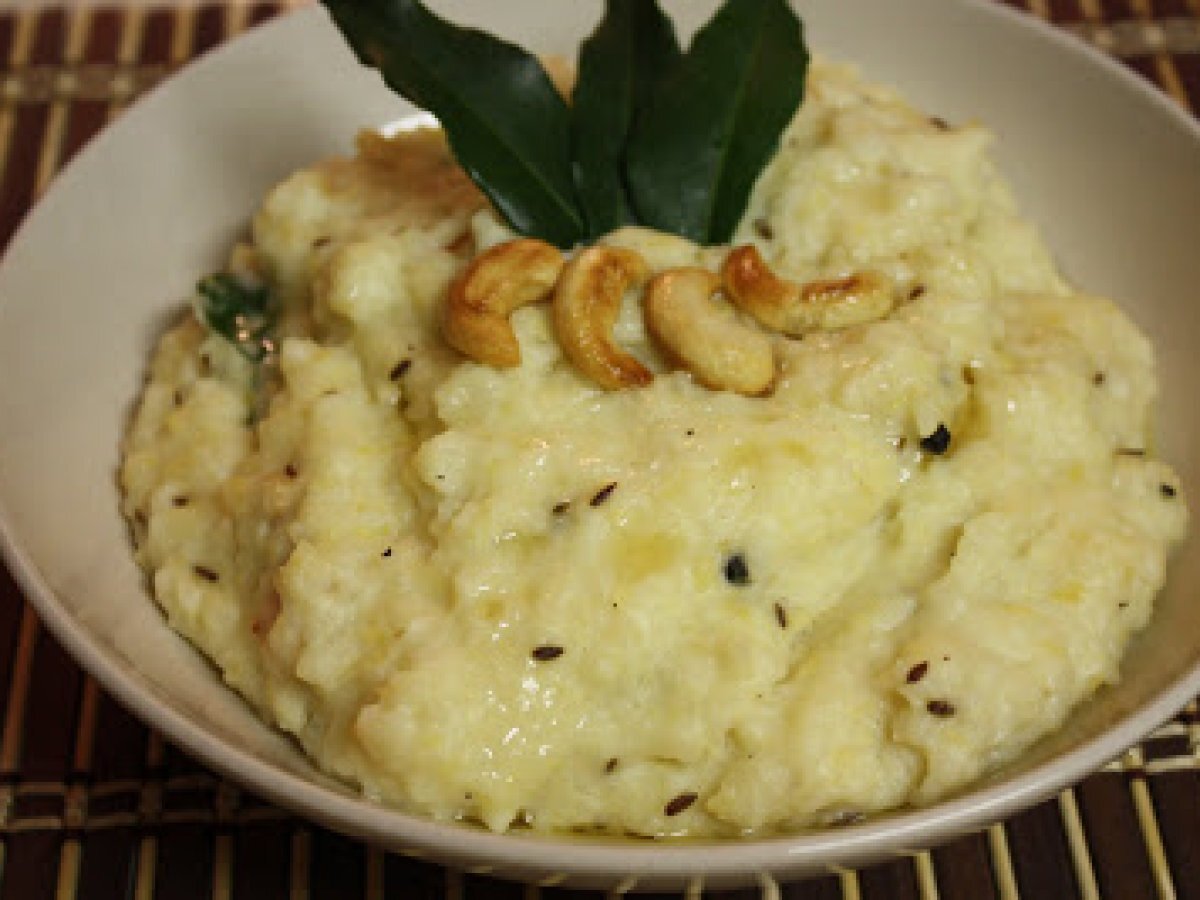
[722,245,895,336]
[552,246,653,389]
[643,268,775,397]
[442,238,564,368]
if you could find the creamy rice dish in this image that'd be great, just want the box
[120,61,1187,837]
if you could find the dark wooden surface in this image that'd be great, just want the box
[1,2,1199,897]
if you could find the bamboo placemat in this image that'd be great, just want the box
[0,1,1199,897]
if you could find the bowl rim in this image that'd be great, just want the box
[1,0,1198,884]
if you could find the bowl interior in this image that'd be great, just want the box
[0,0,1197,888]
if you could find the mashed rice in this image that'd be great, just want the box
[120,61,1187,836]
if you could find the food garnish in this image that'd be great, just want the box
[195,273,276,363]
[722,246,896,336]
[319,0,809,247]
[552,246,654,389]
[623,0,808,243]
[571,0,681,236]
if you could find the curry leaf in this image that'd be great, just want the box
[571,0,681,238]
[197,274,276,363]
[320,0,586,248]
[625,0,808,244]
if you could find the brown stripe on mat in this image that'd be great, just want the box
[1048,0,1089,22]
[0,16,14,63]
[1152,0,1196,14]
[309,827,365,900]
[0,570,27,767]
[76,827,140,900]
[711,887,779,900]
[29,7,64,64]
[382,850,447,900]
[778,879,842,900]
[855,857,919,899]
[193,2,229,56]
[1097,0,1138,18]
[156,822,216,900]
[231,820,292,900]
[463,873,523,900]
[0,833,59,900]
[250,2,284,27]
[930,832,997,898]
[139,7,175,65]
[1005,798,1080,898]
[0,13,51,249]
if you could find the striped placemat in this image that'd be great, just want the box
[0,2,1198,898]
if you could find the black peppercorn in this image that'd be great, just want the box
[724,553,751,586]
[920,423,951,455]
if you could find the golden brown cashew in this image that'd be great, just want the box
[722,245,894,336]
[552,246,653,389]
[442,238,564,368]
[644,269,775,397]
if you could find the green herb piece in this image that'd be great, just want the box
[321,0,586,248]
[625,0,808,243]
[570,0,681,238]
[319,0,809,248]
[196,273,276,363]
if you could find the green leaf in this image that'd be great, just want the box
[570,0,680,238]
[197,274,276,363]
[320,0,586,249]
[624,0,808,244]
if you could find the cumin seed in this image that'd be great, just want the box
[664,792,698,817]
[193,566,220,583]
[906,661,929,684]
[531,645,564,662]
[774,602,788,629]
[389,359,412,381]
[590,482,618,507]
[926,699,956,717]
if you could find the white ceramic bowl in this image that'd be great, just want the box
[1,0,1198,890]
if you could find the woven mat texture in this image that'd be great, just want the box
[2,1,1200,898]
